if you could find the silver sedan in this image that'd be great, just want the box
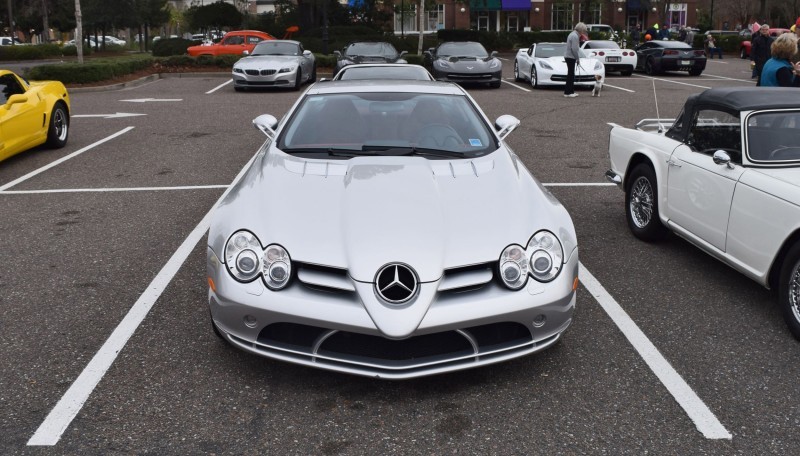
[232,40,316,91]
[207,80,578,379]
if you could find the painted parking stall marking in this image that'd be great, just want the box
[206,79,233,94]
[579,263,732,440]
[633,74,711,89]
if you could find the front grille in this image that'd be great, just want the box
[447,73,492,80]
[551,75,596,82]
[256,321,534,370]
[244,69,277,76]
[243,80,288,86]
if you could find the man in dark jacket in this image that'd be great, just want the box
[751,24,774,86]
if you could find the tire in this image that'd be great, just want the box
[739,48,747,59]
[779,243,800,340]
[644,58,657,76]
[309,64,317,82]
[490,80,501,88]
[293,70,302,90]
[530,67,539,88]
[513,60,522,81]
[234,86,245,92]
[688,68,702,76]
[45,102,69,148]
[625,164,668,242]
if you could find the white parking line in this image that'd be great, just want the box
[603,83,635,93]
[632,74,711,89]
[206,79,232,94]
[0,127,135,192]
[26,152,259,446]
[579,263,732,440]
[501,80,531,92]
[0,185,229,195]
[700,73,756,84]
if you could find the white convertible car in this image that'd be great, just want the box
[514,42,604,88]
[606,87,800,340]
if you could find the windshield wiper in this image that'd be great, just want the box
[361,144,468,159]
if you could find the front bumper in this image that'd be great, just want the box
[207,247,578,379]
[232,68,296,87]
[432,69,503,85]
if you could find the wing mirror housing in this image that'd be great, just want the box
[712,150,734,169]
[399,50,408,58]
[303,50,312,56]
[334,50,342,58]
[495,115,521,140]
[253,114,279,139]
[6,94,28,106]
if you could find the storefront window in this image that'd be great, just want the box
[551,3,574,30]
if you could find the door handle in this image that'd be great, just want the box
[667,159,682,168]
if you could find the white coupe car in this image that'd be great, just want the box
[580,40,636,75]
[605,87,800,340]
[514,42,605,88]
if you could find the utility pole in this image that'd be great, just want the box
[6,0,13,45]
[75,0,83,63]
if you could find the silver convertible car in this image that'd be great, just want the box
[207,81,578,379]
[232,40,316,91]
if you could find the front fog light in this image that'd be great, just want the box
[263,245,291,290]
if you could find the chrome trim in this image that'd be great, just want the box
[438,268,493,291]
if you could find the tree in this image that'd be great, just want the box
[184,1,243,32]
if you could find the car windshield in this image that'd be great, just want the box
[252,41,300,56]
[345,42,397,58]
[535,44,566,58]
[586,41,620,49]
[336,66,431,81]
[747,111,800,164]
[278,92,498,159]
[436,42,488,58]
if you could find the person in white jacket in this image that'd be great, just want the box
[564,22,587,97]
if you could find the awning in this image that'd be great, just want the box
[501,0,530,11]
[470,0,502,11]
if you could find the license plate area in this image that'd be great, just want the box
[606,57,621,63]
[680,60,692,66]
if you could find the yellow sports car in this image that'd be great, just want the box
[0,69,70,162]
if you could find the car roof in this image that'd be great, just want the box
[646,41,692,48]
[687,87,800,112]
[307,80,466,96]
[255,39,300,45]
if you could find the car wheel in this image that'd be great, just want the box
[490,80,501,88]
[293,70,302,90]
[310,64,317,82]
[530,67,539,88]
[45,102,69,148]
[625,164,668,242]
[779,243,800,340]
[739,48,746,59]
[644,58,657,76]
[688,68,702,76]
[514,61,522,81]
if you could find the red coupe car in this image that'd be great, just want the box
[187,30,275,57]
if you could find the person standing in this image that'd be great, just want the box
[678,26,687,43]
[751,24,774,86]
[564,22,587,98]
[685,27,695,46]
[630,25,641,47]
[760,33,800,87]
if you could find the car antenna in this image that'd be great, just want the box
[652,79,663,133]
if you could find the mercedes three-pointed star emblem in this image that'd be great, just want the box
[375,263,418,304]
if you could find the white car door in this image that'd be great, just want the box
[520,45,534,79]
[666,108,745,251]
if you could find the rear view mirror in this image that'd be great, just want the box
[6,94,28,106]
[495,115,521,140]
[253,114,279,139]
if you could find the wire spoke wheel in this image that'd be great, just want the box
[630,176,654,228]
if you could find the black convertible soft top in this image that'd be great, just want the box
[685,87,800,113]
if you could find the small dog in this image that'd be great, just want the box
[592,74,604,97]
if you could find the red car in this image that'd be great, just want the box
[739,28,790,58]
[187,30,275,57]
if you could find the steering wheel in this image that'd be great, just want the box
[415,124,462,148]
[768,146,800,160]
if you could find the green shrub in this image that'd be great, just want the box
[159,55,195,67]
[60,44,93,56]
[26,57,154,84]
[0,43,65,61]
[152,38,200,56]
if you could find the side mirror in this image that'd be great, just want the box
[423,50,432,58]
[6,94,28,106]
[303,49,312,56]
[490,51,498,58]
[242,50,249,55]
[399,50,408,58]
[712,150,734,169]
[495,115,520,140]
[253,114,279,139]
[334,50,342,58]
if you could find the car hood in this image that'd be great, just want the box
[437,57,498,71]
[210,147,576,284]
[538,56,601,71]
[236,55,302,69]
[343,55,399,64]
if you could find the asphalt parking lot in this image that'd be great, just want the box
[2,56,799,454]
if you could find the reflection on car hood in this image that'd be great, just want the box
[438,58,496,70]
[236,55,303,68]
[538,56,601,71]
[210,147,575,283]
[345,55,398,63]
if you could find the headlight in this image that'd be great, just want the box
[279,66,294,73]
[225,230,262,282]
[499,245,529,290]
[594,61,603,71]
[527,230,563,282]
[538,61,553,70]
[263,244,291,290]
[233,67,243,73]
[435,59,450,68]
[489,59,500,69]
[498,231,564,289]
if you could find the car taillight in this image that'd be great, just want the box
[663,50,679,55]
[598,51,605,56]
[694,50,706,56]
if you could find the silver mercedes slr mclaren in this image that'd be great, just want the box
[207,80,578,379]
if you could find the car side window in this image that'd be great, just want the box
[0,74,25,104]
[687,109,742,163]
[528,45,533,56]
[247,36,262,45]
[224,35,244,45]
